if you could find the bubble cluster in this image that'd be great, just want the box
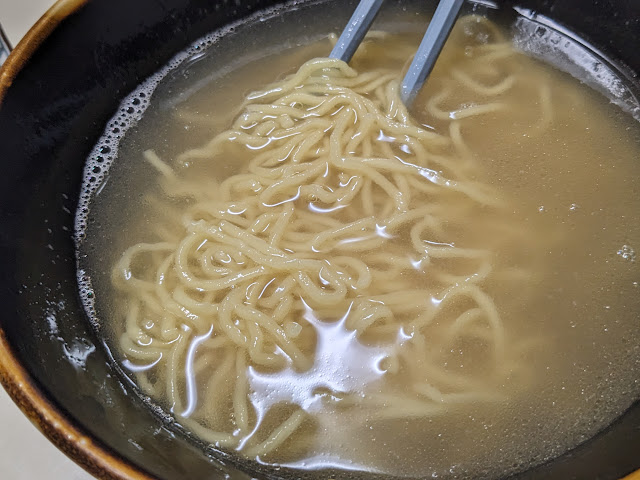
[512,13,640,121]
[617,244,636,262]
[76,268,99,328]
[73,0,301,247]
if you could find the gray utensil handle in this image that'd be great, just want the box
[330,0,385,63]
[0,23,12,66]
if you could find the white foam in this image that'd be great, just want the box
[512,11,640,121]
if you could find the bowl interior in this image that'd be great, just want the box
[0,0,638,479]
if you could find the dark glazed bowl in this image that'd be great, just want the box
[0,1,639,479]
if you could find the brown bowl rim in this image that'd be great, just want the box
[0,1,639,480]
[0,1,155,478]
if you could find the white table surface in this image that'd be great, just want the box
[0,1,95,478]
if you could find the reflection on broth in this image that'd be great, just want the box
[77,9,640,480]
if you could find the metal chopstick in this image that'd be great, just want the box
[329,0,385,63]
[331,0,465,106]
[400,0,465,106]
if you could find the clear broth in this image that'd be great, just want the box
[77,5,640,479]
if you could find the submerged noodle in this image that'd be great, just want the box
[112,22,543,460]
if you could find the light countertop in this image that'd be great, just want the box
[0,1,95,478]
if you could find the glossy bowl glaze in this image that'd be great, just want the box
[0,1,638,479]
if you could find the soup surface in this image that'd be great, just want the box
[77,5,640,479]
